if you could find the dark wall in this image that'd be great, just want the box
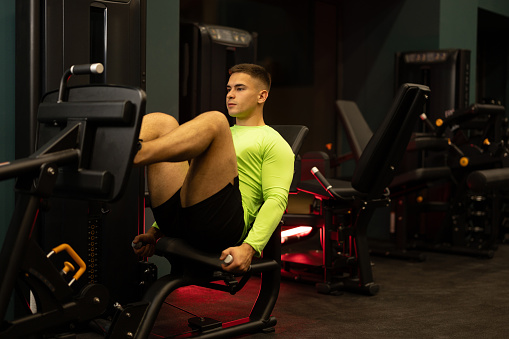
[341,0,440,127]
[477,8,509,106]
[146,0,180,116]
[0,2,15,319]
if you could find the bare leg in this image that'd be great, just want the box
[137,112,188,208]
[136,111,238,207]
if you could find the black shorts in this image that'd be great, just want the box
[151,177,245,253]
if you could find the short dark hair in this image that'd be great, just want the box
[229,63,271,91]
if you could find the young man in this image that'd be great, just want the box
[132,64,294,273]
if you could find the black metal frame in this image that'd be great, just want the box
[111,225,282,339]
[0,84,145,337]
[282,83,430,295]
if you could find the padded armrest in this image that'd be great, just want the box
[390,167,451,188]
[155,237,224,270]
[467,168,509,193]
[155,237,280,274]
[436,103,505,136]
[407,134,449,152]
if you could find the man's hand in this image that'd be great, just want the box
[220,243,256,273]
[132,227,162,257]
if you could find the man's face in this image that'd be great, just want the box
[226,72,264,118]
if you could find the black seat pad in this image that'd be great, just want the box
[297,178,367,200]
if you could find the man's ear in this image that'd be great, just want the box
[258,90,269,104]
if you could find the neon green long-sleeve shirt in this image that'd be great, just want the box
[231,125,295,256]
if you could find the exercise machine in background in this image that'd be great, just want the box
[325,98,508,260]
[280,83,430,295]
[390,48,509,258]
[179,22,257,125]
[412,103,509,257]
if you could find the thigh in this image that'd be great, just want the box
[147,161,188,208]
[141,113,189,208]
[181,177,245,252]
[151,188,184,238]
[180,112,238,207]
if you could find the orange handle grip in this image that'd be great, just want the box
[50,244,86,283]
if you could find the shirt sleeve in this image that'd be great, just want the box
[243,136,294,256]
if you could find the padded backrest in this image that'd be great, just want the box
[336,100,373,161]
[271,125,309,155]
[351,83,430,197]
[271,125,309,193]
[36,85,146,202]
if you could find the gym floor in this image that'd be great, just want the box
[150,242,509,338]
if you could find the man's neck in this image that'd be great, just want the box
[235,110,265,126]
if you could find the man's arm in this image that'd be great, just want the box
[243,133,294,256]
[222,133,294,273]
[243,189,290,255]
[220,191,287,273]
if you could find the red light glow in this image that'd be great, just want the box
[281,226,313,243]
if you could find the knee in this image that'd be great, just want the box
[143,112,180,130]
[139,112,180,140]
[201,111,230,132]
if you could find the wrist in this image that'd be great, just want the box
[148,226,163,240]
[241,242,256,256]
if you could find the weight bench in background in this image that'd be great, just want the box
[281,83,430,295]
[298,100,371,183]
[334,98,453,262]
[330,97,451,262]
